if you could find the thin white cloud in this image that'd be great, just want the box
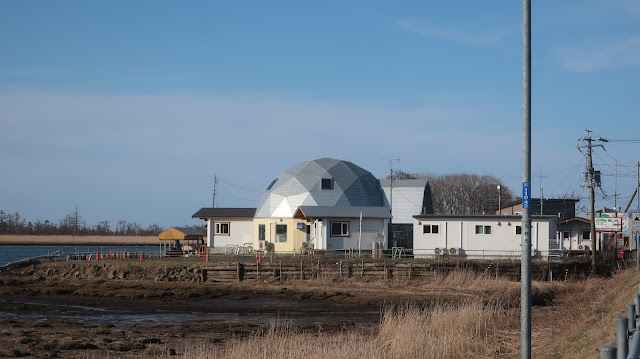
[395,19,513,47]
[557,35,640,72]
[0,68,53,78]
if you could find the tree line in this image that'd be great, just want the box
[0,210,165,236]
[391,171,516,215]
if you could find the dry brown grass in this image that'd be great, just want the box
[0,234,158,245]
[163,268,640,359]
[170,300,518,359]
[532,268,640,358]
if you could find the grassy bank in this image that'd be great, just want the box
[0,234,158,245]
[165,269,640,359]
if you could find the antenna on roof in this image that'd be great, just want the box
[384,157,400,245]
[212,174,218,208]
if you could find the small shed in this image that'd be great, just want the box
[159,227,204,254]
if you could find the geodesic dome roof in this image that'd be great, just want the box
[254,158,387,218]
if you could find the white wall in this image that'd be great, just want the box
[381,185,426,223]
[558,221,592,250]
[312,218,388,251]
[413,216,556,259]
[207,218,254,253]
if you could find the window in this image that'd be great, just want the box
[266,178,278,190]
[582,230,590,240]
[215,222,230,235]
[331,222,349,237]
[258,224,265,242]
[275,224,287,243]
[562,231,570,240]
[423,224,439,234]
[475,225,492,235]
[321,178,333,190]
[516,226,522,235]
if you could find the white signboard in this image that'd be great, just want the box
[633,220,640,232]
[596,217,622,232]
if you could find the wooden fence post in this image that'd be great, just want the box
[237,263,245,282]
[201,269,208,282]
[386,266,393,280]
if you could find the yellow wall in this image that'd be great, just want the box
[253,218,308,252]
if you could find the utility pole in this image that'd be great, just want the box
[521,1,532,357]
[577,130,607,272]
[212,174,218,208]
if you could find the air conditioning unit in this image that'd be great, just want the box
[578,244,584,250]
[434,247,445,255]
[449,247,462,256]
[258,240,266,250]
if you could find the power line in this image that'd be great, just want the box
[217,193,258,202]
[607,139,640,143]
[217,178,263,193]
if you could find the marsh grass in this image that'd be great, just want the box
[166,299,519,359]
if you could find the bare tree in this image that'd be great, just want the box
[388,172,513,215]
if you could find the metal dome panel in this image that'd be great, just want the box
[254,158,388,218]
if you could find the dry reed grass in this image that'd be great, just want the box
[165,299,519,359]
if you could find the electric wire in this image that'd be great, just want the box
[217,178,263,193]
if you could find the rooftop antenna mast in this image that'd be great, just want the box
[212,174,218,208]
[385,158,400,245]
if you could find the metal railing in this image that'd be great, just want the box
[600,285,640,359]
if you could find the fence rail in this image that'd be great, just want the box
[198,260,542,282]
[601,285,640,359]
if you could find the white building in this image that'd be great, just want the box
[558,217,592,251]
[413,214,558,259]
[192,208,255,253]
[293,206,391,251]
[253,158,391,252]
[379,179,433,248]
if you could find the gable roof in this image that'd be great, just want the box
[379,179,429,188]
[192,208,256,219]
[294,206,392,220]
[159,227,204,240]
[560,217,591,224]
[172,227,204,236]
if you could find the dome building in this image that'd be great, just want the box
[253,158,391,252]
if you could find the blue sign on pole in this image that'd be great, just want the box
[522,182,531,209]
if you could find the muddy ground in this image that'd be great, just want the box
[0,258,589,358]
[0,261,445,358]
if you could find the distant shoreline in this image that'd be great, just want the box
[0,235,159,246]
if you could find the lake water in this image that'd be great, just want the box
[0,245,162,267]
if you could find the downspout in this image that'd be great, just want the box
[445,222,448,250]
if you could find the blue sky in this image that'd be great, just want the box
[1,1,640,228]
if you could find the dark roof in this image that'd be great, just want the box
[560,217,591,224]
[379,179,429,188]
[192,208,256,219]
[502,198,580,209]
[295,206,392,219]
[172,227,204,236]
[414,214,557,220]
